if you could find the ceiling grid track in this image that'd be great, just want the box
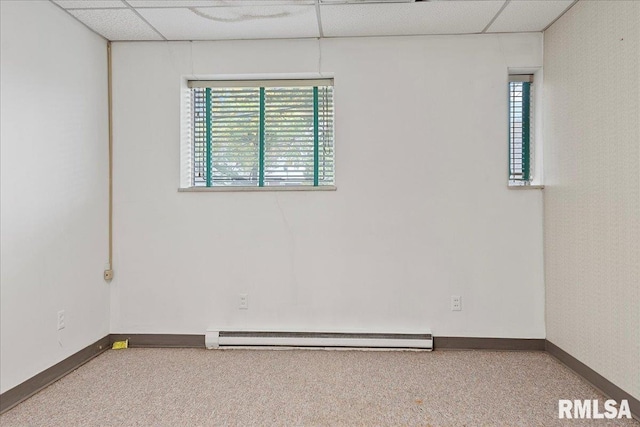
[542,0,579,32]
[121,0,167,41]
[47,0,109,41]
[481,0,510,33]
[48,0,574,42]
[56,7,129,11]
[315,0,325,38]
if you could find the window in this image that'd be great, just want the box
[508,75,533,186]
[188,79,334,188]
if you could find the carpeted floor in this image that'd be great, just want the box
[0,348,637,426]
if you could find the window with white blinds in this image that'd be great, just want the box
[189,79,334,188]
[508,75,533,186]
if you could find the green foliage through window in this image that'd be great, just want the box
[191,80,334,187]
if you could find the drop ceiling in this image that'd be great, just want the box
[52,0,577,41]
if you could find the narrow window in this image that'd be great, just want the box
[509,75,533,186]
[189,79,334,188]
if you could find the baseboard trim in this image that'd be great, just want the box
[117,334,545,351]
[110,334,204,348]
[546,340,639,420]
[0,335,109,414]
[435,337,546,351]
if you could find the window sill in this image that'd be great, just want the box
[178,186,337,193]
[507,184,544,190]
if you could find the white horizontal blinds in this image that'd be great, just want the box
[509,76,533,183]
[509,82,525,179]
[189,79,332,88]
[192,88,207,186]
[210,87,260,186]
[190,80,334,187]
[264,86,315,186]
[318,86,335,185]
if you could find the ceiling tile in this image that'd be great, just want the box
[486,0,575,33]
[320,1,505,37]
[137,6,319,40]
[68,9,164,40]
[54,0,126,8]
[128,1,314,7]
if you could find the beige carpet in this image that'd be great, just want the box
[0,348,637,426]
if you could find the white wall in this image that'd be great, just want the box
[0,1,110,393]
[110,34,545,338]
[544,1,640,400]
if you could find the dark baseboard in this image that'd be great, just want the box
[546,340,639,420]
[435,336,546,351]
[0,335,109,414]
[117,334,546,351]
[110,333,204,348]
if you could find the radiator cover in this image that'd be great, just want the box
[205,331,432,350]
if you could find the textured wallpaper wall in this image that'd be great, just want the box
[544,0,639,400]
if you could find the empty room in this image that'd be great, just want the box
[0,0,638,425]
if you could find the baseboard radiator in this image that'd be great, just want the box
[205,331,433,350]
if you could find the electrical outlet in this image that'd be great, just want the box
[451,295,462,311]
[57,310,65,330]
[239,294,248,310]
[104,269,113,281]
